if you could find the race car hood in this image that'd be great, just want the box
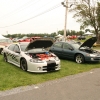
[79,37,97,48]
[25,38,54,51]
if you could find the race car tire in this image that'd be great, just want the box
[20,58,27,71]
[0,48,3,54]
[4,53,8,62]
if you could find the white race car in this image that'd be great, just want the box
[3,38,60,73]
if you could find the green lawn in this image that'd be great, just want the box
[0,55,100,91]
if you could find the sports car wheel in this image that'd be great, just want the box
[75,54,84,64]
[4,54,8,62]
[20,58,27,71]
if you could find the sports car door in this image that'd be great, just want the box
[62,43,75,59]
[51,42,63,57]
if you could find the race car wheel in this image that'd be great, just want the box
[0,48,3,54]
[75,54,84,64]
[20,58,27,71]
[4,54,8,62]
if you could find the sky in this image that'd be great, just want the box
[0,0,81,35]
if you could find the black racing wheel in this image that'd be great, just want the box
[20,58,27,71]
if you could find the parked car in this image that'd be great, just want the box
[3,38,60,73]
[77,35,86,40]
[18,38,30,42]
[49,37,100,64]
[0,38,13,54]
[18,36,41,42]
[12,38,19,42]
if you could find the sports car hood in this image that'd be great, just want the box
[25,38,53,51]
[79,37,97,48]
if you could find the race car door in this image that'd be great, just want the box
[12,44,21,67]
[6,44,16,62]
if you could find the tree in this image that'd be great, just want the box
[85,29,90,32]
[70,0,100,43]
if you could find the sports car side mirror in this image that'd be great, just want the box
[69,47,74,51]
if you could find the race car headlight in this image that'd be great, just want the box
[54,56,59,61]
[29,59,44,63]
[89,54,96,57]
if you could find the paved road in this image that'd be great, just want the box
[0,68,100,100]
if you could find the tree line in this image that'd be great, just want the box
[4,30,85,39]
[4,29,93,39]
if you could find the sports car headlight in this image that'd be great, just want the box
[54,56,59,61]
[29,59,44,63]
[89,54,96,57]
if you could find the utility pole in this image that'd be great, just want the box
[61,0,68,41]
[64,0,68,41]
[61,0,76,41]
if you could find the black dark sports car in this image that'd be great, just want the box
[50,37,100,64]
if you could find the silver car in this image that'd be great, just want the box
[3,39,60,73]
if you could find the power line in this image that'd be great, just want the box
[12,0,58,22]
[0,3,61,28]
[0,0,42,20]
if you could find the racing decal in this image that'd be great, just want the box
[6,52,19,62]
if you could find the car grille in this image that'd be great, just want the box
[43,60,57,71]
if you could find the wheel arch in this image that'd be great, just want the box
[3,52,8,62]
[20,57,26,64]
[0,48,3,54]
[20,57,28,71]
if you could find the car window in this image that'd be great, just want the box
[63,43,73,49]
[13,45,20,52]
[8,44,15,51]
[20,45,28,51]
[72,43,80,49]
[53,42,62,48]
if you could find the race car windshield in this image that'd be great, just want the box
[20,45,28,51]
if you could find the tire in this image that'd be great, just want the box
[75,54,84,64]
[20,58,27,71]
[0,48,3,54]
[4,54,8,62]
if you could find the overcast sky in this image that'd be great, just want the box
[0,0,80,35]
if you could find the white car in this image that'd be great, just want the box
[3,38,60,73]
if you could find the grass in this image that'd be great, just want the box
[0,55,100,91]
